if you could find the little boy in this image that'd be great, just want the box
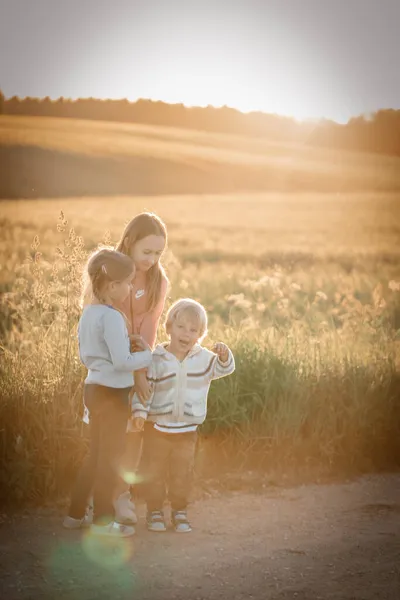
[131,298,235,533]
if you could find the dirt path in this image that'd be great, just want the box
[1,473,400,600]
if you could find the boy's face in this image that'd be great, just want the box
[168,314,202,356]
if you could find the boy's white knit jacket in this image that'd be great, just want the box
[131,343,235,426]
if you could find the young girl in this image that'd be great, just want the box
[113,212,169,523]
[63,248,152,538]
[131,298,235,533]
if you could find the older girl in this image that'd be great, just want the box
[114,212,169,523]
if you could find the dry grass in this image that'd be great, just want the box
[0,116,400,506]
[1,192,399,273]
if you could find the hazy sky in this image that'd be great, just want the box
[1,0,399,123]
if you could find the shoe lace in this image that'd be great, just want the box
[150,510,164,522]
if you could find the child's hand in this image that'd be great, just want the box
[130,334,151,353]
[130,416,145,431]
[212,342,229,362]
[135,370,153,404]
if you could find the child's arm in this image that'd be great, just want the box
[139,276,168,349]
[131,388,153,420]
[134,278,168,402]
[103,309,152,372]
[210,342,235,380]
[130,375,155,431]
[131,361,156,419]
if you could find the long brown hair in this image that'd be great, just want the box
[81,248,134,307]
[115,212,168,312]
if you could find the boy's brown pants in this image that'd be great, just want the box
[139,423,197,512]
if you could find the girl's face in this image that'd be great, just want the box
[127,235,165,273]
[107,269,135,304]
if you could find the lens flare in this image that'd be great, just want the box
[118,469,145,486]
[81,530,134,568]
[47,540,137,594]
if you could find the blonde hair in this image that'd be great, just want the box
[115,212,168,313]
[165,298,208,340]
[81,248,134,307]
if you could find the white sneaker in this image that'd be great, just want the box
[90,521,135,537]
[171,511,192,533]
[114,491,137,525]
[146,510,167,532]
[63,514,92,529]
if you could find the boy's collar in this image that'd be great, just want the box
[154,342,203,359]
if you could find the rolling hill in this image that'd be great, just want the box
[1,115,400,199]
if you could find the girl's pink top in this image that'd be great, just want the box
[119,270,168,349]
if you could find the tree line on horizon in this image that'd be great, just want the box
[1,91,400,158]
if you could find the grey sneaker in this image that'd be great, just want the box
[63,514,92,529]
[146,510,167,532]
[171,510,192,533]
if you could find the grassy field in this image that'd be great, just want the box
[2,115,400,198]
[1,116,400,506]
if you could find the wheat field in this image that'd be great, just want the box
[1,116,400,505]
